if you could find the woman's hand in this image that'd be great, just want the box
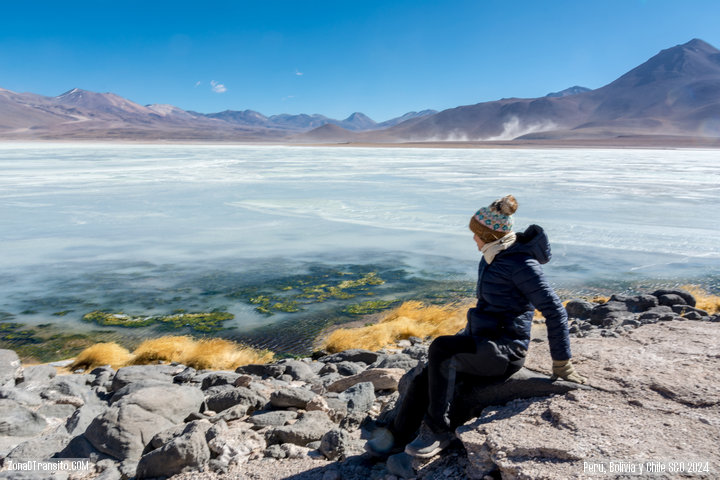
[551,359,586,384]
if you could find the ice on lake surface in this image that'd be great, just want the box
[1,144,719,352]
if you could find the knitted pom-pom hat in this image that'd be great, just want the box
[469,195,518,241]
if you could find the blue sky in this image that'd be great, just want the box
[1,0,719,121]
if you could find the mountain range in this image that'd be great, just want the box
[1,38,719,144]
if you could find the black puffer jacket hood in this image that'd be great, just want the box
[504,224,552,265]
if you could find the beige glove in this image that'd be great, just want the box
[551,359,586,384]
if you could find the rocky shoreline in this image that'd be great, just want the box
[1,288,719,480]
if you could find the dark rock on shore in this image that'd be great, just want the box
[652,288,696,307]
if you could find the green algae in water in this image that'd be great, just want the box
[155,311,233,332]
[0,321,123,363]
[82,310,233,332]
[343,299,398,315]
[83,311,156,328]
[231,270,387,315]
[0,322,40,345]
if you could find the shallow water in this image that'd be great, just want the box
[1,144,718,355]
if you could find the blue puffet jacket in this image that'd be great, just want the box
[466,224,572,361]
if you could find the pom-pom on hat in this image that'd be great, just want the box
[469,195,518,241]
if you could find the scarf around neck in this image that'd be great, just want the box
[481,232,517,264]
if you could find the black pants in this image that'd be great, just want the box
[390,334,524,443]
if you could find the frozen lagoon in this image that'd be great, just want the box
[1,144,718,354]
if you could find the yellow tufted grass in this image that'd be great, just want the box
[322,300,469,353]
[69,342,134,370]
[130,335,197,365]
[70,336,274,371]
[179,338,274,370]
[680,285,720,314]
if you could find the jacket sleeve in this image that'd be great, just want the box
[512,257,571,361]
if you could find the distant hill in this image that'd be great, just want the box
[2,39,720,143]
[364,38,720,142]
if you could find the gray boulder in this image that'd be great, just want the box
[202,384,235,397]
[109,380,174,404]
[85,384,204,461]
[625,294,659,312]
[235,363,285,378]
[335,361,365,376]
[638,305,676,323]
[341,381,376,414]
[402,345,429,361]
[658,293,689,307]
[319,428,359,460]
[201,372,242,390]
[652,288,695,307]
[279,359,317,382]
[0,399,47,436]
[111,365,180,392]
[681,310,704,320]
[17,364,57,385]
[0,349,23,387]
[136,421,212,479]
[173,366,197,384]
[319,363,338,375]
[671,305,709,317]
[0,386,43,407]
[42,375,94,405]
[319,349,381,365]
[85,403,175,461]
[248,410,298,429]
[565,299,594,319]
[589,301,631,327]
[266,411,336,447]
[270,387,316,409]
[205,386,266,413]
[146,423,194,451]
[371,353,418,371]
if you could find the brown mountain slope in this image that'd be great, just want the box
[369,38,720,142]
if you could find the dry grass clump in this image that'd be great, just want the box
[680,285,720,314]
[70,342,134,370]
[180,338,274,370]
[130,336,196,365]
[323,300,468,353]
[70,336,274,371]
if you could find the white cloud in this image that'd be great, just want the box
[282,95,295,101]
[210,80,227,93]
[295,69,303,76]
[194,81,202,87]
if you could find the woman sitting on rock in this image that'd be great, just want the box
[367,195,586,459]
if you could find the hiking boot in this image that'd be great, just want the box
[364,427,398,457]
[404,422,455,458]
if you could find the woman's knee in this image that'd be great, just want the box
[428,335,454,358]
[428,335,475,362]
